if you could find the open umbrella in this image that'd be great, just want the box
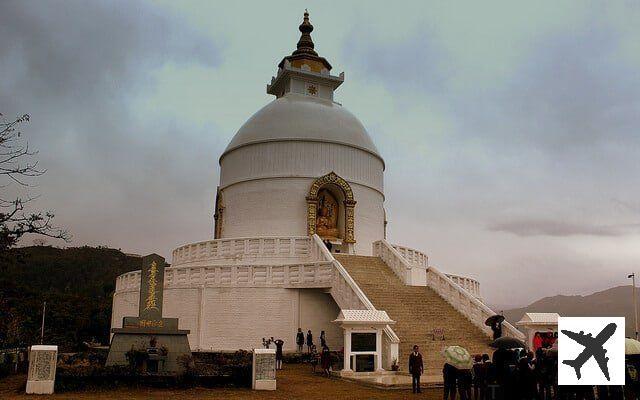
[443,346,473,370]
[490,336,526,350]
[485,315,505,327]
[626,338,640,355]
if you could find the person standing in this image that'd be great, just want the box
[491,321,502,340]
[296,328,304,353]
[320,330,327,348]
[472,355,486,400]
[306,330,313,353]
[458,368,472,400]
[443,362,458,400]
[320,345,332,377]
[409,345,424,394]
[274,338,284,370]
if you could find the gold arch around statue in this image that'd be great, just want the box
[306,172,356,243]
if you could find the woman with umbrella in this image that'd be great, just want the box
[490,336,526,399]
[443,346,473,400]
[485,315,504,340]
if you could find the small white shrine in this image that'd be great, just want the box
[334,310,395,374]
[516,312,559,351]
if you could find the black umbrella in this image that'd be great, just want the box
[490,336,526,350]
[485,314,505,326]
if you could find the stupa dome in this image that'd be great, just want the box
[221,93,381,161]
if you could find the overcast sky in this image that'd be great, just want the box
[1,1,639,307]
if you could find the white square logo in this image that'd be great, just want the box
[558,317,625,386]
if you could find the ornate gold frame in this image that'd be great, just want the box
[306,172,356,243]
[213,187,224,239]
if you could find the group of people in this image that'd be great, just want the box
[296,328,332,377]
[407,344,561,399]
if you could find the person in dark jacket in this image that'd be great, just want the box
[306,330,313,353]
[443,362,458,400]
[409,345,424,394]
[274,339,284,370]
[458,368,472,400]
[320,330,327,348]
[296,328,304,353]
[472,355,487,400]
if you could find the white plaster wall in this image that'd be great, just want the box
[220,141,384,193]
[220,177,384,255]
[299,289,342,350]
[111,287,343,352]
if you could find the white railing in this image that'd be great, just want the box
[115,261,334,292]
[445,273,481,298]
[374,240,523,340]
[426,266,523,340]
[172,236,317,266]
[373,240,427,286]
[311,235,400,361]
[391,244,428,267]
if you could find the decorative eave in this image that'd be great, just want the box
[278,53,332,71]
[266,59,344,96]
[333,309,395,327]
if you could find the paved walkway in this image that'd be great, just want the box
[1,365,442,399]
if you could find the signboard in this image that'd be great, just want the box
[351,332,376,352]
[252,348,276,390]
[26,345,58,394]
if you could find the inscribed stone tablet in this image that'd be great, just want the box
[255,352,276,380]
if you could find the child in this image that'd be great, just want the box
[310,344,319,373]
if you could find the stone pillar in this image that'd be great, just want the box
[344,199,356,243]
[375,329,383,371]
[342,328,352,372]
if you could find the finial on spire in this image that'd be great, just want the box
[293,10,317,56]
[277,10,332,72]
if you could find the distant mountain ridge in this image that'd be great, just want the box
[503,285,637,337]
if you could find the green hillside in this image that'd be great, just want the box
[0,246,141,351]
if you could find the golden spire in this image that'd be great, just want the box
[293,10,317,56]
[278,10,332,72]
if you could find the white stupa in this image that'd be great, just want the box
[111,12,523,376]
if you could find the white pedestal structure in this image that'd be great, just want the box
[252,348,277,391]
[333,310,395,374]
[26,345,58,395]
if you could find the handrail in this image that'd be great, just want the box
[391,244,428,268]
[375,240,523,340]
[426,265,523,339]
[373,240,415,283]
[172,236,317,266]
[311,234,400,344]
[115,260,334,292]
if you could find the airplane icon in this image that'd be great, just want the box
[561,322,617,381]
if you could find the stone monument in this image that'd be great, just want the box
[106,254,191,373]
[26,345,58,394]
[252,348,276,390]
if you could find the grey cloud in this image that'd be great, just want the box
[0,1,224,255]
[342,25,449,94]
[489,218,640,237]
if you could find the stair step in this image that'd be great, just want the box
[334,255,492,370]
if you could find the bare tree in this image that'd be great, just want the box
[1,113,69,263]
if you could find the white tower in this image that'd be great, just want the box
[216,12,385,255]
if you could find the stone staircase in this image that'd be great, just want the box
[335,254,493,377]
